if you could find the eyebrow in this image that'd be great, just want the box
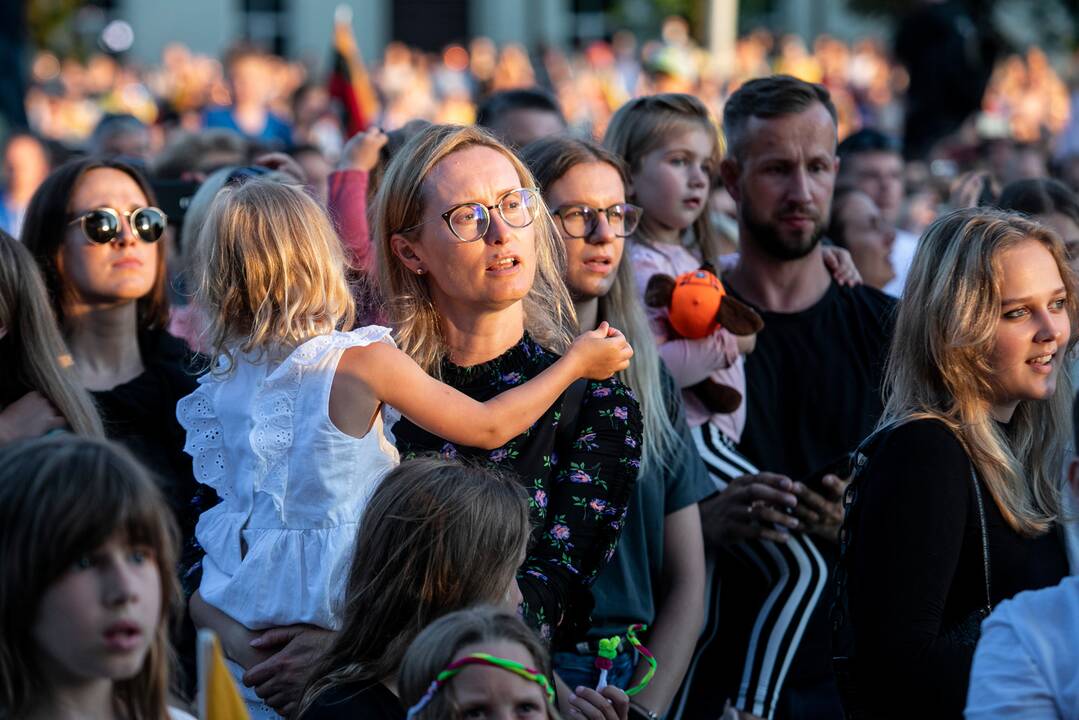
[1001,287,1067,305]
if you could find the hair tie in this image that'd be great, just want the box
[405,652,556,719]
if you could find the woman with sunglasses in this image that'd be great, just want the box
[520,136,713,720]
[373,125,643,665]
[20,157,208,577]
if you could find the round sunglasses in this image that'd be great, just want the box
[67,206,168,245]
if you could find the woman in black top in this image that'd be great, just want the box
[373,124,642,646]
[843,208,1075,716]
[20,158,207,543]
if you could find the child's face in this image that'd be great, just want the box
[32,534,161,686]
[631,126,714,236]
[450,640,549,719]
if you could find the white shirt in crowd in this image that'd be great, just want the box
[965,576,1079,719]
[883,227,918,297]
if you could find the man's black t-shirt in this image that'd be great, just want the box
[731,278,896,690]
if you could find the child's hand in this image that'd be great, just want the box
[568,685,630,719]
[0,391,65,444]
[339,127,388,171]
[821,245,862,287]
[569,321,634,380]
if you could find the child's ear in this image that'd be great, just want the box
[391,233,426,275]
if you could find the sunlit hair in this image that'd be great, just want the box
[881,207,1078,536]
[299,458,531,715]
[0,435,180,719]
[370,124,575,375]
[0,230,103,437]
[603,93,725,266]
[179,165,297,276]
[520,135,683,479]
[192,178,355,372]
[20,156,170,331]
[400,606,560,720]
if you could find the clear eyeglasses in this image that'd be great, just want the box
[398,188,541,242]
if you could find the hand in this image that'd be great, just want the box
[792,474,848,543]
[339,127,388,171]
[569,321,634,380]
[253,152,308,185]
[821,245,862,287]
[567,685,630,720]
[242,625,335,718]
[949,170,995,210]
[700,472,800,547]
[0,391,66,444]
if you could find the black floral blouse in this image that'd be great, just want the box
[393,333,643,644]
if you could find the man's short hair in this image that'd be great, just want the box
[722,75,837,161]
[475,88,566,129]
[837,128,903,163]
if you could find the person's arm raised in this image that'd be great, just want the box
[334,324,632,450]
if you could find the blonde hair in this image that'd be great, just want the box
[603,94,725,265]
[399,606,560,720]
[0,435,180,719]
[0,231,103,437]
[192,179,355,371]
[882,207,1078,536]
[371,124,575,375]
[519,135,685,479]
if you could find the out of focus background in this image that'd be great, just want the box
[2,0,1078,240]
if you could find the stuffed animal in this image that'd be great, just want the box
[644,266,764,414]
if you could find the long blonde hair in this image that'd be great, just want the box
[0,435,180,719]
[370,124,575,375]
[0,231,103,437]
[603,94,725,265]
[519,136,684,478]
[191,179,355,371]
[882,207,1078,536]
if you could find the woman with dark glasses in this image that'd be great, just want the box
[20,157,207,582]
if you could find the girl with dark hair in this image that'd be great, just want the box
[0,434,190,720]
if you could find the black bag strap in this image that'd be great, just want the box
[969,465,993,612]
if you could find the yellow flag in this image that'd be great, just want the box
[198,629,251,720]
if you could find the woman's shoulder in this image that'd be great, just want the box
[863,418,972,495]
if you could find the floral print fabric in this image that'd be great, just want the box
[392,334,643,644]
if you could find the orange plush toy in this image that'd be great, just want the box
[644,267,764,414]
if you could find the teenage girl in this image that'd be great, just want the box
[179,179,631,718]
[400,606,629,720]
[604,94,843,719]
[0,229,104,443]
[0,434,191,720]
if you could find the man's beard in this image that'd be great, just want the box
[741,194,825,261]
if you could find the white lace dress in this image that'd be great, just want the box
[177,327,400,718]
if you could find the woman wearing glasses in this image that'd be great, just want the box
[20,158,205,535]
[521,136,713,720]
[373,124,643,658]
